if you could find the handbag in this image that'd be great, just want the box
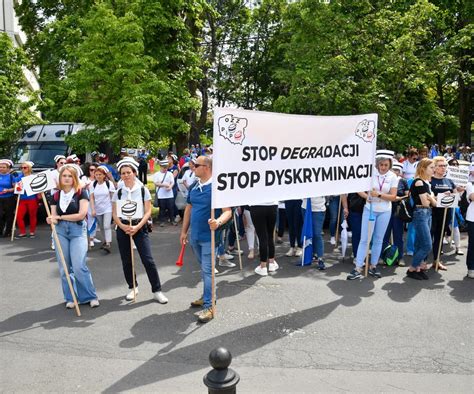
[175,190,187,210]
[348,193,366,213]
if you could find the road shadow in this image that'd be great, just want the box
[0,297,156,336]
[104,298,342,393]
[446,277,474,303]
[381,269,445,303]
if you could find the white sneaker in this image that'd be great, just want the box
[153,291,168,304]
[443,237,449,245]
[223,253,235,260]
[89,240,94,247]
[90,299,100,308]
[218,259,236,268]
[268,261,279,272]
[93,238,101,244]
[248,250,255,259]
[330,236,336,245]
[295,247,303,257]
[125,288,139,301]
[65,302,75,309]
[51,241,55,250]
[214,268,219,274]
[467,270,474,279]
[285,247,295,257]
[347,231,352,238]
[254,265,268,276]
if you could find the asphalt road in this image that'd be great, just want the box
[0,223,472,393]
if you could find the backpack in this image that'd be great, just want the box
[382,244,399,266]
[395,179,418,223]
[93,179,110,190]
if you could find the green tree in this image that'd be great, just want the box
[0,33,41,156]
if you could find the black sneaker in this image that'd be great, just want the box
[15,234,27,239]
[368,267,382,278]
[347,269,362,280]
[406,270,422,280]
[418,270,429,280]
[317,259,326,271]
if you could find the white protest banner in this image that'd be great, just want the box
[14,182,25,195]
[436,192,459,208]
[446,165,470,187]
[116,199,144,220]
[22,170,56,196]
[212,108,378,208]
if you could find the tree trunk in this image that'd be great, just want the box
[458,76,472,146]
[436,75,446,145]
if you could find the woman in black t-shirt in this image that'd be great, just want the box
[48,165,99,309]
[406,159,437,280]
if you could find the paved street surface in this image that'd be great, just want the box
[0,223,472,392]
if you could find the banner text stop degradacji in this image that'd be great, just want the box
[217,144,371,191]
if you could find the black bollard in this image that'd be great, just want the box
[203,347,240,394]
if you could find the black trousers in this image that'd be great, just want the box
[250,205,277,262]
[138,165,147,185]
[0,196,15,237]
[158,197,175,223]
[116,226,161,292]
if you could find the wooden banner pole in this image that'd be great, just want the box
[10,194,21,242]
[435,208,448,272]
[233,210,243,270]
[129,217,136,302]
[211,209,216,317]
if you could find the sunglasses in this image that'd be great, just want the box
[194,164,208,168]
[90,168,96,171]
[21,166,29,169]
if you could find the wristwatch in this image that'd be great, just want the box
[217,219,222,227]
[378,193,382,198]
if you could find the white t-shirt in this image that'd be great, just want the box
[402,160,417,180]
[112,181,151,220]
[153,171,174,199]
[302,197,326,212]
[465,182,474,222]
[366,169,399,212]
[117,178,142,189]
[182,170,196,190]
[91,181,116,215]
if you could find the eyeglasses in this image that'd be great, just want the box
[90,168,96,171]
[437,164,448,167]
[194,164,208,168]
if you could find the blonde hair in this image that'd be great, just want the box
[432,156,447,166]
[414,158,434,180]
[58,165,80,191]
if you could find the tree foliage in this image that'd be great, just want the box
[0,33,41,156]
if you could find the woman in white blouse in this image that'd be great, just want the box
[347,150,398,280]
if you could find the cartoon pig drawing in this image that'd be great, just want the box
[355,119,376,143]
[218,114,248,145]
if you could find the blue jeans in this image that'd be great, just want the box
[54,221,98,303]
[302,210,325,258]
[355,208,391,268]
[383,213,404,258]
[412,208,432,268]
[328,196,340,237]
[406,222,415,254]
[348,211,362,258]
[285,200,303,248]
[190,240,213,309]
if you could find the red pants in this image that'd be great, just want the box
[17,199,38,235]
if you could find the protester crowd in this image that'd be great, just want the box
[0,142,473,323]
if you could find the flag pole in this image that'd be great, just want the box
[41,192,81,317]
[334,196,342,248]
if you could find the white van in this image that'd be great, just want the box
[11,123,91,171]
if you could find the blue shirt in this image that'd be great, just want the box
[0,173,15,198]
[104,163,119,182]
[187,181,221,243]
